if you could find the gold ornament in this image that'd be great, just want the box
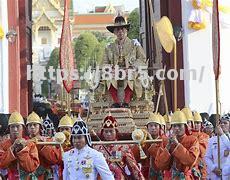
[54,132,66,144]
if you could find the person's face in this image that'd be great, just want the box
[10,124,23,139]
[114,27,127,40]
[3,134,10,140]
[171,124,185,136]
[72,135,86,150]
[220,120,230,133]
[59,126,72,133]
[147,122,160,137]
[103,128,117,141]
[166,122,171,130]
[204,127,213,136]
[187,121,193,129]
[27,123,40,137]
[194,122,202,131]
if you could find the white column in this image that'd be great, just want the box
[0,0,9,113]
[181,0,216,114]
[34,26,38,45]
[51,29,56,49]
[219,27,230,113]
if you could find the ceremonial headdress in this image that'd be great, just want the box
[193,111,202,122]
[203,119,214,129]
[221,113,230,121]
[71,119,92,146]
[43,116,54,130]
[58,114,73,128]
[146,112,161,125]
[102,115,118,129]
[106,15,130,33]
[8,111,24,126]
[26,111,42,125]
[171,109,187,124]
[42,115,55,137]
[181,107,194,122]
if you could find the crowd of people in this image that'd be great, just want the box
[0,14,229,180]
[0,107,229,180]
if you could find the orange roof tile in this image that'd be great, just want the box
[74,14,128,25]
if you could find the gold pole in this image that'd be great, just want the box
[215,79,221,171]
[155,66,167,114]
[162,80,169,115]
[61,84,64,109]
[212,0,221,171]
[155,83,162,113]
[91,139,162,145]
[67,92,71,116]
[173,41,177,111]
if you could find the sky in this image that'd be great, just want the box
[72,0,139,13]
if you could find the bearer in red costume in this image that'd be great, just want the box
[132,112,167,179]
[0,111,40,180]
[26,111,62,179]
[182,107,209,179]
[192,111,209,179]
[155,109,200,180]
[94,115,144,179]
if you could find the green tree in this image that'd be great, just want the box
[42,48,60,97]
[74,32,104,70]
[127,8,140,40]
[92,31,115,44]
[47,47,60,69]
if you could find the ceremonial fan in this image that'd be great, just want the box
[155,16,177,111]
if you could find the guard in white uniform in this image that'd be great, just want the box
[205,113,230,180]
[63,119,114,180]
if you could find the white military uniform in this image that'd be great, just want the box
[63,145,114,180]
[205,133,230,180]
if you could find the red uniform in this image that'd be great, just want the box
[155,134,200,180]
[95,144,145,180]
[0,139,40,180]
[192,131,209,179]
[34,137,62,179]
[132,136,166,179]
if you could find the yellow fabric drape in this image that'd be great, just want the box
[0,26,4,39]
[188,0,230,31]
